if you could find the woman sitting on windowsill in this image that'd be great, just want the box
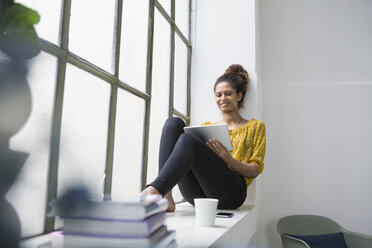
[141,64,266,212]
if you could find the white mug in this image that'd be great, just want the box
[194,198,219,227]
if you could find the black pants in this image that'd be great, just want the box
[149,117,247,209]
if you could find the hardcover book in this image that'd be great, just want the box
[63,212,166,238]
[63,225,176,248]
[50,195,168,220]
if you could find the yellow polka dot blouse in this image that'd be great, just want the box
[202,119,266,187]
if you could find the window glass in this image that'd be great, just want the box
[175,0,189,39]
[17,0,62,45]
[57,64,110,200]
[174,35,188,115]
[69,0,116,72]
[111,90,145,198]
[4,0,192,236]
[7,52,57,237]
[146,10,171,186]
[119,0,149,92]
[157,0,171,16]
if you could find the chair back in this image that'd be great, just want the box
[277,214,344,236]
[277,214,372,248]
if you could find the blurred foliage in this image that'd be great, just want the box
[0,2,40,247]
[0,1,41,59]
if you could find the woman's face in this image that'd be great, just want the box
[214,81,242,113]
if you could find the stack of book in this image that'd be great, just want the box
[51,194,176,248]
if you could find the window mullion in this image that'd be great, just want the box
[102,0,123,199]
[154,1,190,47]
[186,0,193,125]
[113,0,123,78]
[168,0,175,117]
[140,0,156,190]
[44,0,72,233]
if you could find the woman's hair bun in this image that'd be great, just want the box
[214,64,250,108]
[224,64,249,84]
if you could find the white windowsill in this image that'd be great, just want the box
[20,203,257,248]
[166,202,257,248]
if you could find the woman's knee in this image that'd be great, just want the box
[163,117,185,132]
[178,133,198,147]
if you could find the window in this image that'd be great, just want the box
[8,0,193,238]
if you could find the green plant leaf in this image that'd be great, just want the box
[0,3,41,59]
[0,0,16,16]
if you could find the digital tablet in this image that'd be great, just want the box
[184,123,232,151]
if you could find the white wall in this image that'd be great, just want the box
[191,0,263,230]
[191,0,258,125]
[190,0,260,209]
[257,0,372,247]
[191,1,264,246]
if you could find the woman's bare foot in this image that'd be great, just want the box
[164,191,176,212]
[140,185,160,195]
[141,186,175,212]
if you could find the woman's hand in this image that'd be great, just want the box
[206,138,234,164]
[206,138,259,178]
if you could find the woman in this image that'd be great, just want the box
[141,64,266,212]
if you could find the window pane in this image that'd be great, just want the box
[174,35,188,115]
[175,0,189,39]
[112,90,145,198]
[69,0,116,72]
[7,52,57,237]
[157,0,171,15]
[18,0,61,45]
[58,64,110,199]
[119,0,149,92]
[146,10,171,186]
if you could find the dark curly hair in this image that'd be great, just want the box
[214,64,249,108]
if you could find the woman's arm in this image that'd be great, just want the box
[206,139,258,178]
[226,159,258,178]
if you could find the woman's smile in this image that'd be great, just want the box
[215,81,242,113]
[220,102,229,108]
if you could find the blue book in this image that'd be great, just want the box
[63,225,176,248]
[50,195,168,220]
[63,212,166,238]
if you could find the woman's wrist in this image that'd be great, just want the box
[225,157,238,168]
